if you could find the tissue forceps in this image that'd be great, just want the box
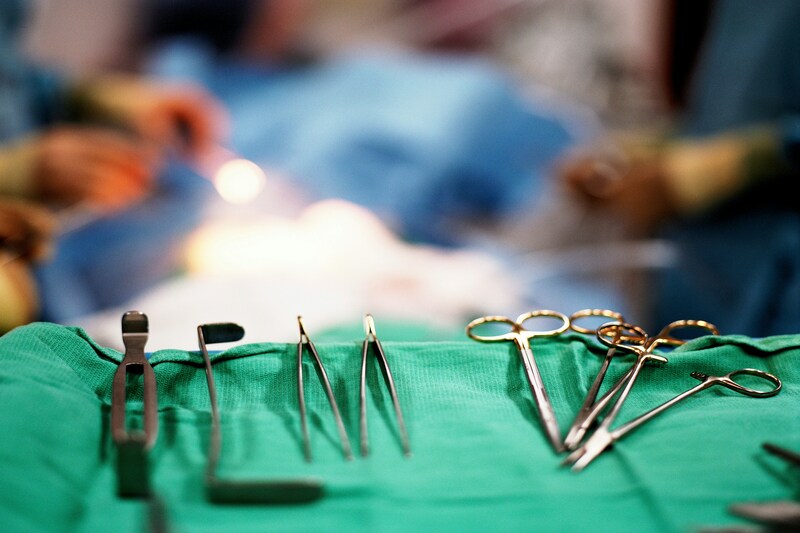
[562,309,626,450]
[297,316,353,461]
[111,310,158,497]
[563,368,781,471]
[197,322,323,503]
[360,314,411,458]
[563,319,720,471]
[466,310,570,452]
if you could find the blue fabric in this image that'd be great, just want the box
[150,44,574,243]
[33,158,216,322]
[659,209,800,336]
[655,0,800,336]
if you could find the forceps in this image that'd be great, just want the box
[111,310,158,497]
[563,368,781,471]
[296,316,353,461]
[360,314,411,458]
[563,319,721,471]
[466,310,570,452]
[197,322,323,503]
[563,319,720,450]
[562,309,625,450]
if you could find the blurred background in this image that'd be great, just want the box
[3,0,798,347]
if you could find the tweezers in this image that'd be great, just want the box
[111,310,157,497]
[197,322,324,503]
[297,316,353,461]
[359,314,411,458]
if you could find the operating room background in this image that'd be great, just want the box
[19,0,694,349]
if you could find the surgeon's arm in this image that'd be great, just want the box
[560,119,799,231]
[660,123,792,216]
[67,74,226,158]
[0,128,158,210]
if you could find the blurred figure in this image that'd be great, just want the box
[141,0,575,244]
[560,0,800,335]
[396,0,513,52]
[143,0,312,64]
[0,0,224,330]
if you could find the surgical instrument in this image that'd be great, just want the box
[562,309,626,450]
[563,319,723,471]
[111,310,157,497]
[762,442,800,466]
[563,368,781,472]
[563,319,720,450]
[728,443,800,529]
[296,316,353,462]
[729,501,800,530]
[197,322,324,503]
[360,314,412,458]
[466,310,570,452]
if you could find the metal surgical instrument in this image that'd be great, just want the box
[564,319,720,450]
[728,443,800,529]
[359,314,411,458]
[111,310,158,497]
[563,319,722,471]
[563,368,781,472]
[762,442,800,466]
[296,316,353,462]
[466,310,570,452]
[197,322,324,503]
[563,309,626,450]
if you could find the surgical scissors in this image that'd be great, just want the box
[563,368,781,471]
[562,309,626,450]
[466,310,570,452]
[563,319,721,471]
[563,319,720,450]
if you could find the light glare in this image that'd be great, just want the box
[213,159,266,204]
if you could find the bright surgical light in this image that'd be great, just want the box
[213,158,266,204]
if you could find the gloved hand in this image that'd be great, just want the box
[0,127,159,211]
[559,126,784,233]
[559,144,675,234]
[71,75,227,159]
